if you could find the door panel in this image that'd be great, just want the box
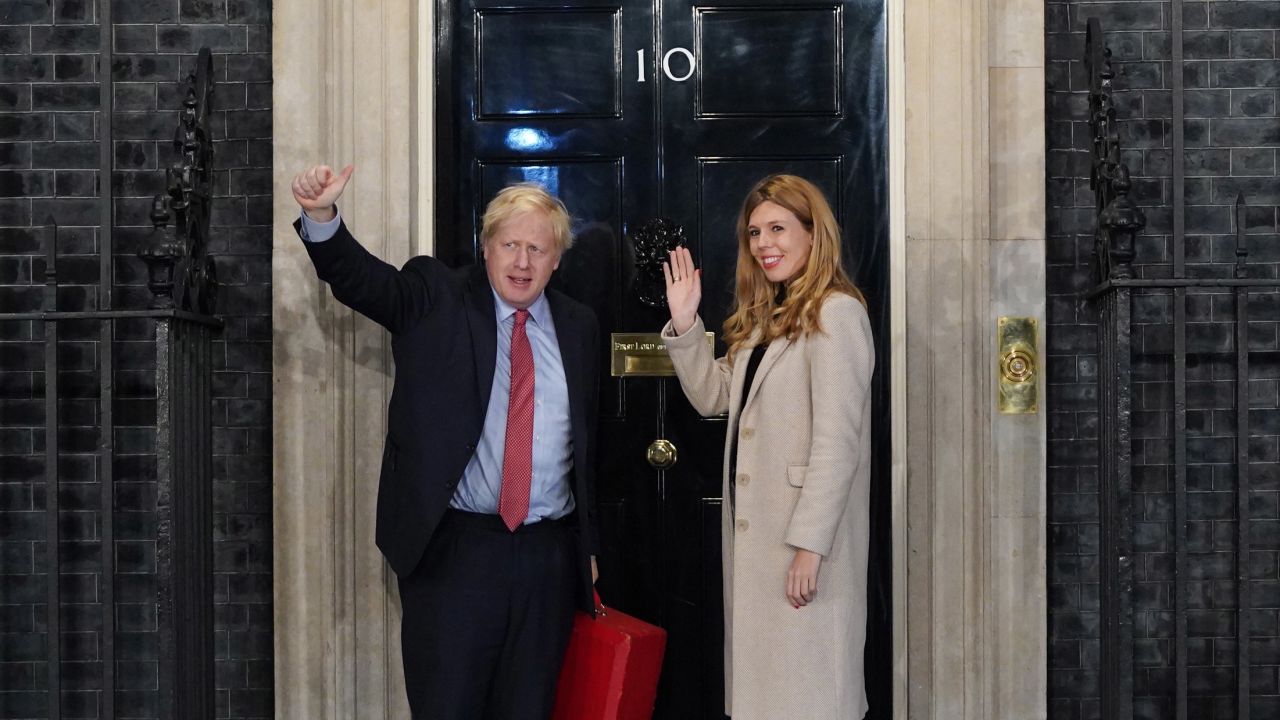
[436,0,657,270]
[477,9,622,119]
[696,8,841,117]
[438,2,889,717]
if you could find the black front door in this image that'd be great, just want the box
[436,2,890,717]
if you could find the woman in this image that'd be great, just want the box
[662,175,874,719]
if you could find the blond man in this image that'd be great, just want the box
[292,165,600,719]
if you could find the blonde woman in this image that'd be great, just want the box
[662,175,874,719]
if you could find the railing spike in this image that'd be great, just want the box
[1235,193,1248,278]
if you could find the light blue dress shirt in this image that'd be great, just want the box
[300,210,576,523]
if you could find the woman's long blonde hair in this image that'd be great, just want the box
[722,174,866,358]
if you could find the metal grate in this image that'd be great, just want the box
[1088,17,1274,720]
[0,47,221,720]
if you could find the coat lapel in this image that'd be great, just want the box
[547,291,586,445]
[467,266,498,411]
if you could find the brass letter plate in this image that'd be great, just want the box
[610,332,715,377]
[997,317,1039,414]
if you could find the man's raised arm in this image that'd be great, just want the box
[290,163,434,333]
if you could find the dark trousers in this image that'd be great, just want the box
[398,509,578,720]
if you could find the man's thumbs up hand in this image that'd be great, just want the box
[292,164,355,223]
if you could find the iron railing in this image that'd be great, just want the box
[0,48,220,720]
[1087,17,1272,720]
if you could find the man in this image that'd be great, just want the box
[291,164,600,719]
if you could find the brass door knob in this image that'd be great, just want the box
[646,439,677,469]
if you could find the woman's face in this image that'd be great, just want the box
[747,200,813,284]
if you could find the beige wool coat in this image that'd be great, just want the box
[662,292,874,720]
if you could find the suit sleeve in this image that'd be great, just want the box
[662,316,732,417]
[785,296,875,556]
[582,309,602,555]
[294,217,435,334]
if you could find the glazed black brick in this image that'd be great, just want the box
[225,110,270,139]
[112,82,155,111]
[0,114,53,143]
[0,200,34,227]
[1050,0,1280,713]
[54,55,96,82]
[113,169,166,197]
[226,54,270,82]
[113,25,157,53]
[1215,176,1280,205]
[1184,90,1232,119]
[113,0,178,24]
[1233,89,1274,117]
[4,0,53,25]
[1214,118,1280,146]
[0,85,32,112]
[1232,148,1276,176]
[0,171,54,197]
[0,28,32,54]
[30,141,97,169]
[157,25,247,53]
[1210,2,1280,30]
[30,198,97,226]
[180,0,227,23]
[113,140,155,169]
[1141,31,1229,60]
[110,54,178,82]
[1233,31,1276,60]
[1212,60,1280,89]
[112,112,178,142]
[55,0,92,22]
[229,168,270,196]
[1067,3,1162,31]
[0,0,275,716]
[53,113,95,141]
[0,56,54,83]
[31,84,100,111]
[247,25,268,53]
[31,26,100,54]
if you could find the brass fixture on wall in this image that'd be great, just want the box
[997,316,1038,414]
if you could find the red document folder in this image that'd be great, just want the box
[552,592,668,720]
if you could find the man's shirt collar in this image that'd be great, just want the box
[492,289,551,328]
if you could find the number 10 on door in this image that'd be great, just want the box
[637,48,696,82]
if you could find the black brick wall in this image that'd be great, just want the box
[1049,1,1280,719]
[0,1,273,717]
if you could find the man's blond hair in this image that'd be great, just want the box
[480,183,573,253]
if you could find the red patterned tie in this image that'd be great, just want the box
[499,309,534,531]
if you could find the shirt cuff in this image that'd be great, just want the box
[299,208,341,243]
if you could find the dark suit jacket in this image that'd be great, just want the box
[296,219,601,611]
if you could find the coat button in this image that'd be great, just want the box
[736,519,749,532]
[740,427,754,440]
[737,473,750,487]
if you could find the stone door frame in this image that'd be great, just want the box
[271,0,1048,716]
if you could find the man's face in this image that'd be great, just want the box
[483,210,562,309]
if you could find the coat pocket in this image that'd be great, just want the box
[786,465,808,488]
